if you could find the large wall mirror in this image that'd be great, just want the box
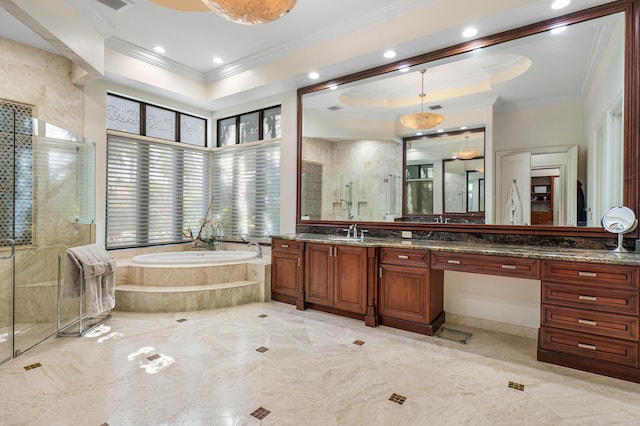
[298,1,639,236]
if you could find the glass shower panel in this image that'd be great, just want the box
[0,241,14,363]
[12,119,95,355]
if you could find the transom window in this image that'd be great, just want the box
[106,93,207,147]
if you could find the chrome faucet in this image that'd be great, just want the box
[247,241,262,259]
[349,223,357,238]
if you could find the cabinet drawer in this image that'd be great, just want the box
[431,252,539,279]
[379,248,429,267]
[542,282,639,315]
[540,327,639,367]
[541,305,638,341]
[542,261,638,290]
[272,238,304,252]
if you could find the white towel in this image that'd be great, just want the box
[63,244,117,317]
[504,181,523,225]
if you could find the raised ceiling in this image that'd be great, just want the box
[0,0,616,111]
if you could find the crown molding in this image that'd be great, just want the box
[106,37,207,83]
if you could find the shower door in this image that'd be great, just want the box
[1,101,96,357]
[0,240,14,364]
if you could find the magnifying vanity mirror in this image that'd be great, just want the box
[601,206,638,252]
[298,1,639,238]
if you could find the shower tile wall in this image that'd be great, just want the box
[301,161,322,220]
[303,137,402,221]
[0,36,88,350]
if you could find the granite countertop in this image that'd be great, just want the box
[273,233,640,266]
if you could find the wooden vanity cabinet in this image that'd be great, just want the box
[538,260,640,382]
[271,238,304,308]
[304,242,368,316]
[378,248,444,335]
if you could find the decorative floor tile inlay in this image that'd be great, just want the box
[258,314,269,318]
[23,362,42,371]
[389,393,407,405]
[353,339,366,346]
[508,381,525,391]
[256,346,269,353]
[176,318,188,323]
[434,327,473,344]
[147,354,161,361]
[250,407,271,420]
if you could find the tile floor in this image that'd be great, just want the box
[0,302,639,425]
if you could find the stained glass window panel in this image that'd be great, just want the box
[263,106,281,139]
[106,95,141,134]
[239,112,259,144]
[218,117,236,147]
[146,105,176,141]
[180,114,206,147]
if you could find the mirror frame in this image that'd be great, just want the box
[403,127,486,221]
[296,0,639,238]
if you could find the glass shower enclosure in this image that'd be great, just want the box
[0,104,95,363]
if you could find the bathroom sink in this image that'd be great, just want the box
[329,236,364,242]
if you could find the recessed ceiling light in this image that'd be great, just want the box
[384,50,397,59]
[416,132,423,136]
[437,129,444,133]
[398,66,410,73]
[551,0,570,10]
[328,84,337,90]
[213,57,224,64]
[153,46,166,54]
[550,25,567,34]
[460,126,468,130]
[308,71,320,80]
[462,27,478,38]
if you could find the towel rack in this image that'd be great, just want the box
[56,250,112,337]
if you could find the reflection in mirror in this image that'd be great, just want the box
[405,129,485,220]
[300,10,626,228]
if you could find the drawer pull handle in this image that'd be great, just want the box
[398,255,409,259]
[501,264,517,270]
[578,343,597,351]
[578,271,597,277]
[297,258,300,268]
[578,295,597,302]
[448,259,461,265]
[578,319,597,326]
[281,244,289,248]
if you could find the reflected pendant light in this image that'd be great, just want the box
[454,135,481,160]
[201,0,298,25]
[400,69,445,130]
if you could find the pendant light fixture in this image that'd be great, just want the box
[400,69,445,130]
[453,135,481,160]
[201,0,298,25]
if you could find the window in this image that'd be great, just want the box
[106,94,207,147]
[106,134,209,248]
[0,101,33,246]
[211,141,280,239]
[216,105,281,147]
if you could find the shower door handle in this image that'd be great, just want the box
[0,239,15,259]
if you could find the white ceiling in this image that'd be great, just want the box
[0,0,617,112]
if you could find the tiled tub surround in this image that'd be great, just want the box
[273,233,640,383]
[111,243,271,313]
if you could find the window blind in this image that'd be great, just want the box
[106,134,209,248]
[211,141,280,239]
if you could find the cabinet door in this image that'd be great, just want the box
[304,243,333,307]
[334,245,367,313]
[271,251,301,298]
[380,264,430,323]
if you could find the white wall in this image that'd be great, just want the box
[444,272,541,329]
